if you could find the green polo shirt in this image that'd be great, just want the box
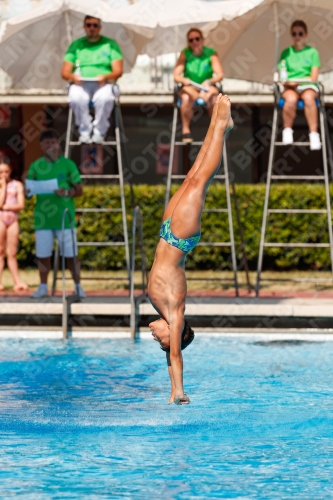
[27,156,82,230]
[278,45,320,87]
[64,36,123,78]
[182,46,216,84]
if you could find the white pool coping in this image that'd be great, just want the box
[0,297,332,318]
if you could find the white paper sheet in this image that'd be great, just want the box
[189,80,209,92]
[25,179,59,197]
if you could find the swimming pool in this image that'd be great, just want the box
[0,334,333,498]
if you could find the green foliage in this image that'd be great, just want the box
[18,184,333,270]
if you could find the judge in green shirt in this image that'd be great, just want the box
[174,28,224,143]
[61,15,123,144]
[278,20,321,150]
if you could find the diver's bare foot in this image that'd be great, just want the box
[168,395,175,405]
[216,94,234,134]
[174,394,190,405]
[0,284,4,292]
[210,93,222,127]
[14,282,29,292]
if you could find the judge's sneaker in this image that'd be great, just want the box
[282,127,293,145]
[75,283,86,299]
[309,131,321,150]
[79,132,91,144]
[92,130,105,144]
[31,284,48,299]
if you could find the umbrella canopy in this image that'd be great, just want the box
[0,0,153,90]
[116,0,262,58]
[204,0,333,83]
[127,0,333,84]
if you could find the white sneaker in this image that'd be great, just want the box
[309,131,321,151]
[75,283,86,299]
[79,132,91,144]
[92,130,105,144]
[282,127,293,145]
[31,284,48,299]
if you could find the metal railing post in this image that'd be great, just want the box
[51,240,59,297]
[223,145,239,296]
[115,101,131,284]
[130,206,148,340]
[61,208,80,339]
[165,105,178,210]
[256,103,278,296]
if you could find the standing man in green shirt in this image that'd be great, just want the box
[61,15,123,144]
[174,27,224,143]
[27,129,86,299]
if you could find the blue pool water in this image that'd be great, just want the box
[1,335,333,498]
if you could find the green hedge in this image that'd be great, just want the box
[18,184,333,271]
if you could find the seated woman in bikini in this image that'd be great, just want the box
[148,94,233,405]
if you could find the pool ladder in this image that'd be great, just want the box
[57,207,147,339]
[56,209,80,339]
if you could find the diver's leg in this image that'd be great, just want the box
[171,95,233,239]
[163,94,221,221]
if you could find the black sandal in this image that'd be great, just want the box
[182,133,193,144]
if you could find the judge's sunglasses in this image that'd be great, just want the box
[85,23,99,28]
[292,31,304,36]
[188,37,201,43]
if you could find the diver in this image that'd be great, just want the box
[148,94,233,405]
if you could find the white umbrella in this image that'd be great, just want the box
[115,0,262,57]
[204,0,333,84]
[125,0,333,84]
[0,0,153,90]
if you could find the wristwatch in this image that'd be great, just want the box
[64,189,70,197]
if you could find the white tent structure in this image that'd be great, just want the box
[204,0,333,84]
[120,0,333,85]
[0,0,153,90]
[114,0,263,59]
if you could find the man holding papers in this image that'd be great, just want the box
[26,130,86,299]
[61,15,123,144]
[174,28,224,143]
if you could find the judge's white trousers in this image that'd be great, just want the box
[68,82,116,136]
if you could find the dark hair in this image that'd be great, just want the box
[0,156,11,169]
[186,27,204,41]
[160,320,195,352]
[84,15,101,24]
[291,20,307,34]
[39,129,59,143]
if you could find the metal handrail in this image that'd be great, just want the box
[60,208,80,339]
[130,206,148,340]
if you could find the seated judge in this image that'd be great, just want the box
[173,27,224,143]
[61,15,123,144]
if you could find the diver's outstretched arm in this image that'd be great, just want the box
[166,353,176,404]
[168,307,190,404]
